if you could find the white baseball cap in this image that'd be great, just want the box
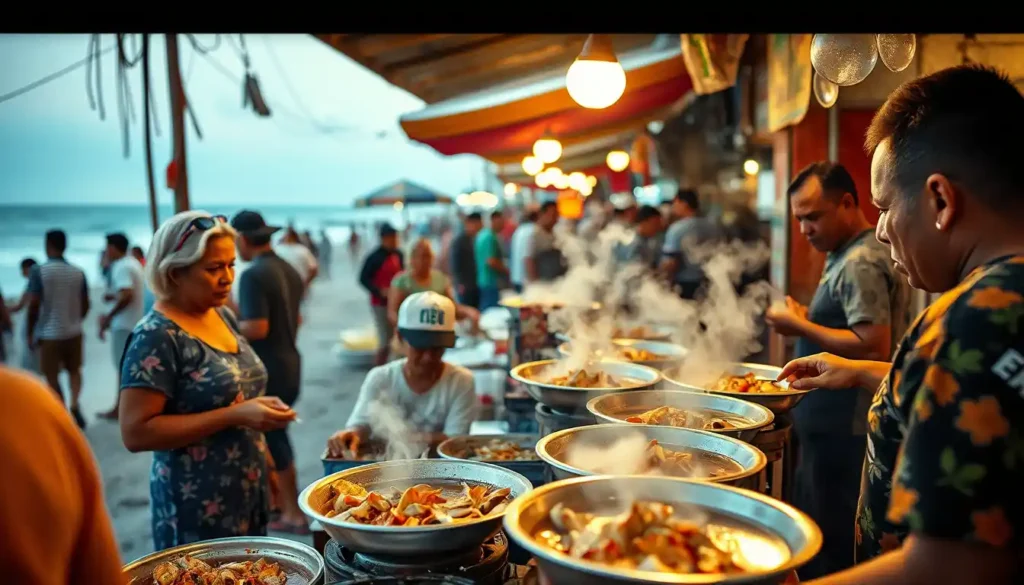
[397,291,457,349]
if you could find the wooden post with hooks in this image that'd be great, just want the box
[165,34,190,213]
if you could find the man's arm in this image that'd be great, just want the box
[793,321,891,360]
[484,234,508,275]
[104,263,135,322]
[237,269,270,341]
[80,274,90,319]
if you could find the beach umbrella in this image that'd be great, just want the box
[353,180,453,208]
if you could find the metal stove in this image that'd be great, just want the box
[750,413,794,501]
[324,532,514,585]
[534,403,595,438]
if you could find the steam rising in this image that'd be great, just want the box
[365,392,427,461]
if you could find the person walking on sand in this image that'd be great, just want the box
[231,210,309,535]
[277,227,318,291]
[6,258,39,372]
[119,211,296,550]
[360,224,404,366]
[26,230,89,428]
[97,233,146,421]
[318,229,333,280]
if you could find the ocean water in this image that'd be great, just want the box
[0,203,451,295]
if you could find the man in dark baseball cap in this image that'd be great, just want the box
[230,210,281,238]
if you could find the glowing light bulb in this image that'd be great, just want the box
[535,171,554,189]
[553,173,570,190]
[743,159,760,176]
[504,182,518,197]
[587,175,598,187]
[566,34,626,109]
[533,137,562,164]
[521,155,543,176]
[606,150,630,172]
[568,171,587,191]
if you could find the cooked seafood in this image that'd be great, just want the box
[152,554,286,585]
[317,479,511,526]
[547,368,621,388]
[613,326,656,339]
[467,439,539,462]
[535,501,745,575]
[617,347,669,362]
[713,372,785,394]
[625,406,736,431]
[644,440,730,478]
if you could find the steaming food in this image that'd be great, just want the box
[152,554,287,585]
[625,406,736,431]
[466,438,539,462]
[644,439,731,478]
[714,372,784,394]
[535,501,745,575]
[316,478,511,526]
[613,326,661,340]
[546,368,621,388]
[617,347,670,362]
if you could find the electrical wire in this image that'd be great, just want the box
[0,42,115,104]
[260,34,341,134]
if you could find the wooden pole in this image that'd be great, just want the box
[142,34,159,232]
[165,34,190,213]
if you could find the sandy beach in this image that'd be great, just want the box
[31,253,372,560]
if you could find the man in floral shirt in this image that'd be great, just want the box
[780,65,1024,584]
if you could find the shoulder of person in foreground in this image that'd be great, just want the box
[441,364,478,435]
[831,239,900,328]
[120,314,180,397]
[0,368,125,583]
[886,259,1024,554]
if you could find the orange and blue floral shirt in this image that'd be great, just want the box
[856,255,1024,561]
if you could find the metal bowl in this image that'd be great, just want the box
[437,434,547,488]
[557,339,688,373]
[510,359,662,411]
[298,459,533,556]
[122,536,324,585]
[664,363,813,414]
[535,423,767,490]
[554,323,675,344]
[503,475,821,585]
[499,296,601,311]
[586,390,775,442]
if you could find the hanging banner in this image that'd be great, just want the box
[767,34,814,132]
[679,34,750,95]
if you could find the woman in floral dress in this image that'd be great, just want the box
[119,211,297,550]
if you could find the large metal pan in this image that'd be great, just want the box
[123,536,324,585]
[510,359,662,411]
[298,459,533,556]
[664,362,813,414]
[557,339,688,373]
[587,389,775,442]
[437,433,547,488]
[535,423,766,490]
[553,323,675,344]
[503,475,821,585]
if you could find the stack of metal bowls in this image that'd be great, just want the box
[535,423,767,490]
[122,536,325,584]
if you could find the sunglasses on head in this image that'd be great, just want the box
[172,215,228,253]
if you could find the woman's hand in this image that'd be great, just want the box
[327,429,361,458]
[230,396,296,431]
[778,352,865,390]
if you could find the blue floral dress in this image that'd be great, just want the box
[120,308,270,551]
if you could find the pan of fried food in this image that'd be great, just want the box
[664,363,813,414]
[511,359,662,411]
[557,339,687,372]
[587,390,774,442]
[503,475,821,585]
[438,434,547,488]
[299,459,533,555]
[554,322,675,344]
[535,423,766,490]
[122,536,324,585]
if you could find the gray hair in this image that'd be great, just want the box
[146,210,237,301]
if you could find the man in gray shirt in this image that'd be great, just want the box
[659,189,723,299]
[449,212,482,307]
[525,201,566,284]
[231,210,307,534]
[766,162,910,579]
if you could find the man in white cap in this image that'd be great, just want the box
[327,291,477,456]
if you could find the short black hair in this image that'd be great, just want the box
[379,223,398,237]
[866,64,1024,209]
[106,232,130,254]
[525,210,539,222]
[675,189,700,212]
[788,161,859,205]
[636,205,661,223]
[246,233,273,247]
[20,257,37,271]
[465,212,483,222]
[490,210,504,220]
[45,229,66,253]
[539,201,557,214]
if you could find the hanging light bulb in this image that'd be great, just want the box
[607,150,630,172]
[566,34,627,109]
[532,130,562,164]
[504,182,518,197]
[521,155,544,176]
[535,171,554,189]
[743,159,760,176]
[568,171,588,191]
[587,175,598,187]
[553,172,571,190]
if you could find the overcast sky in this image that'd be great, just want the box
[0,34,487,206]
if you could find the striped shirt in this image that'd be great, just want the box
[27,258,88,341]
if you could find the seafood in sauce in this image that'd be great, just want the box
[535,501,745,575]
[317,479,511,526]
[644,440,731,478]
[466,438,539,462]
[625,406,736,431]
[713,372,785,394]
[546,368,621,388]
[152,554,286,585]
[617,347,669,362]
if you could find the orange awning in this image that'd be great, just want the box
[399,37,693,166]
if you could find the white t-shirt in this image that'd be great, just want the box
[346,359,478,436]
[275,242,318,283]
[108,256,145,331]
[509,222,535,286]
